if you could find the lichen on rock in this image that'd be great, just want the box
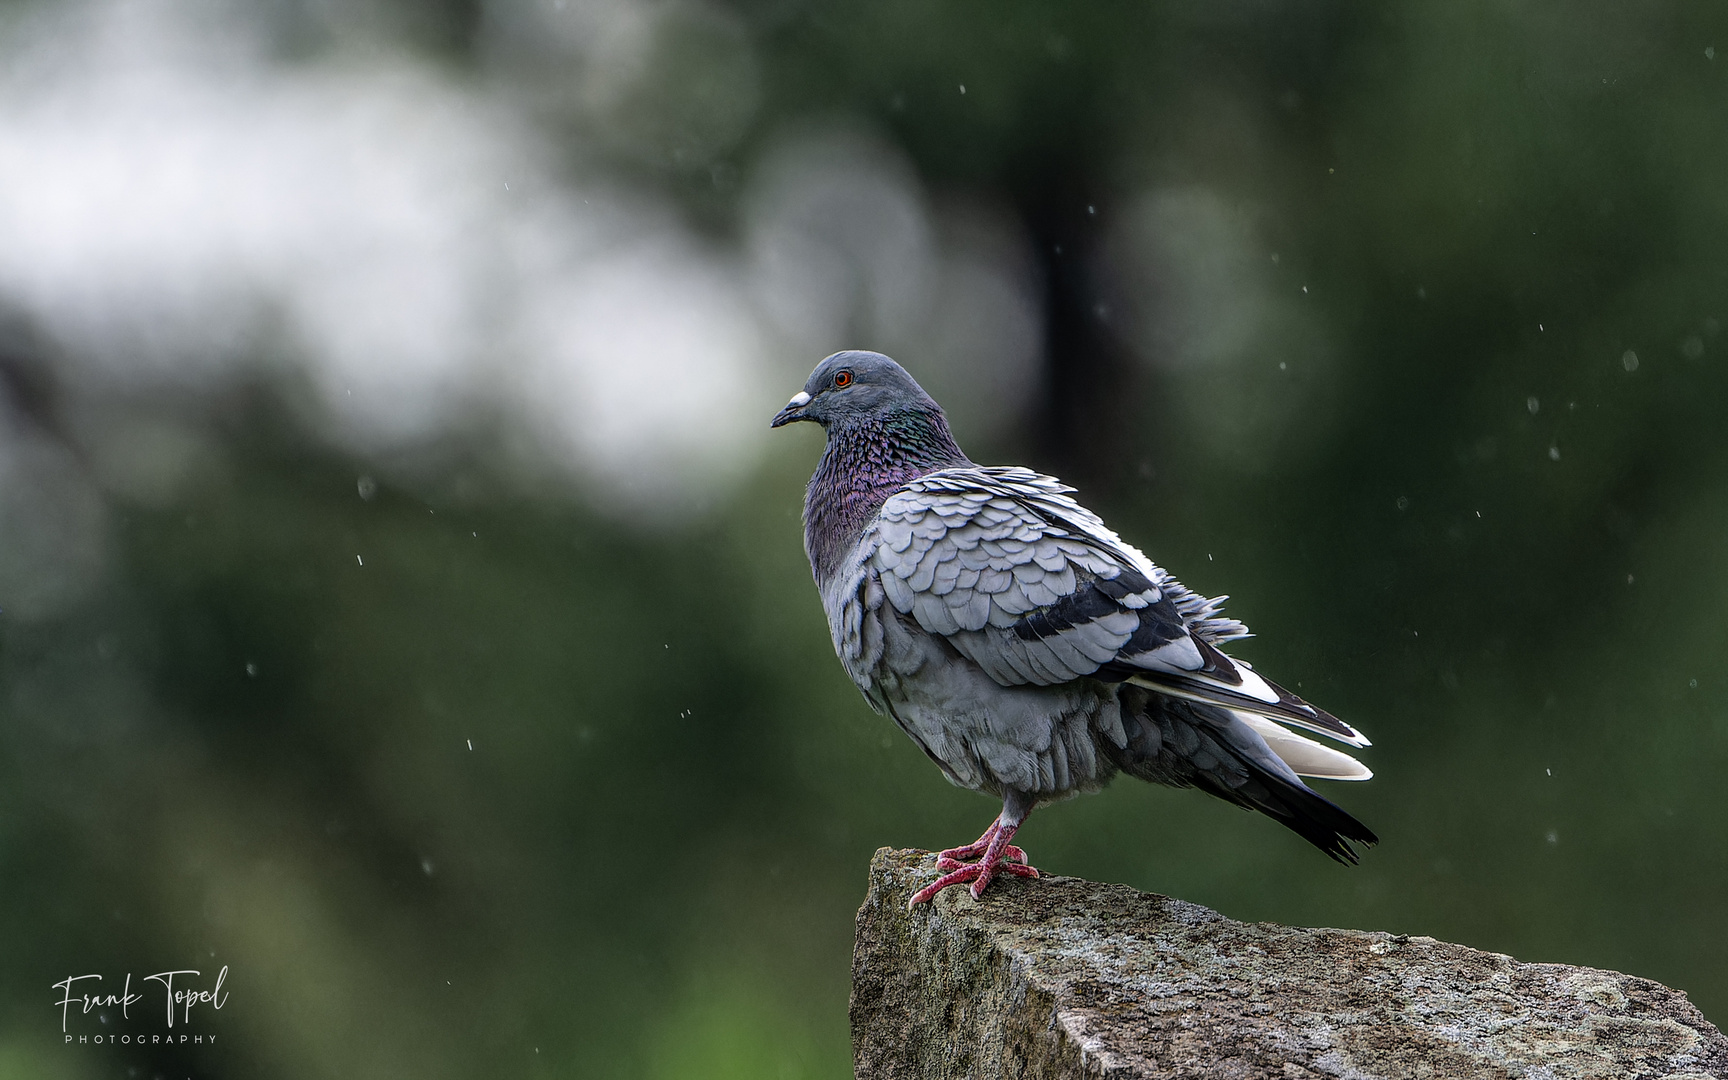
[851,848,1728,1079]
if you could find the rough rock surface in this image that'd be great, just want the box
[851,848,1728,1079]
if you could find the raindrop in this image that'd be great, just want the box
[245,662,258,677]
[1545,768,1552,776]
[1416,286,1426,300]
[1526,396,1540,415]
[356,554,364,566]
[1622,349,1639,371]
[1626,573,1634,584]
[357,475,377,500]
[1690,678,1699,688]
[1548,446,1561,461]
[466,739,473,750]
[1270,252,1280,263]
[1708,46,1716,60]
[1545,830,1559,845]
[1395,496,1410,511]
[420,858,435,876]
[958,84,966,94]
[1301,285,1309,293]
[1278,361,1288,370]
[1086,204,1096,215]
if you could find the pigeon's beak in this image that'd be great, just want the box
[770,391,812,428]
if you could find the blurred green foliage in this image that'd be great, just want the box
[5,1,1728,1077]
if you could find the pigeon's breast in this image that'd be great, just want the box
[819,531,888,703]
[821,525,1122,800]
[864,595,1123,800]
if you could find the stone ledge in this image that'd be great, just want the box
[850,848,1727,1079]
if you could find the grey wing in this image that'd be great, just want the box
[873,467,1369,748]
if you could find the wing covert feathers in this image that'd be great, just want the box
[868,465,1370,748]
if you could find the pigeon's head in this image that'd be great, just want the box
[770,350,938,429]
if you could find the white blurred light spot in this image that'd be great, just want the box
[0,0,773,518]
[1106,187,1340,470]
[745,131,1042,444]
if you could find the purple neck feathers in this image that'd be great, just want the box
[804,407,970,584]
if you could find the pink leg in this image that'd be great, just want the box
[909,814,1040,907]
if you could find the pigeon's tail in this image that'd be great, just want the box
[1195,755,1379,865]
[1109,686,1378,864]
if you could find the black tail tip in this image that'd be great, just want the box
[1315,818,1378,865]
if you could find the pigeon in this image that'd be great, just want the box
[772,350,1376,906]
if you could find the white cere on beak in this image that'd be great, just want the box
[788,391,811,407]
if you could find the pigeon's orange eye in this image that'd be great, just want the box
[833,370,853,388]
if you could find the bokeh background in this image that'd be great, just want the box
[1,0,1726,1075]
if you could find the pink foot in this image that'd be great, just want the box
[909,857,1039,905]
[935,821,1030,870]
[910,820,1040,906]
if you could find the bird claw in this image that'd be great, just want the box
[910,816,1040,906]
[935,821,1029,867]
[908,857,1039,907]
[936,844,1028,871]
